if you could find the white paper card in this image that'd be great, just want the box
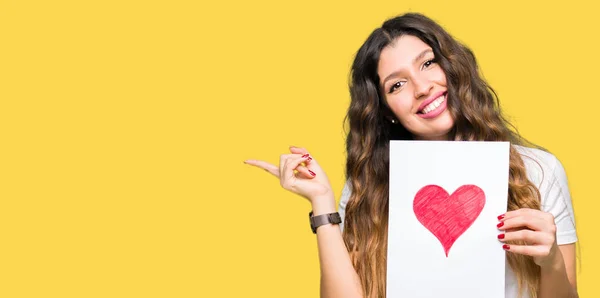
[387,141,509,298]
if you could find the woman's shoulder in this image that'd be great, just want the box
[512,144,563,186]
[513,144,558,167]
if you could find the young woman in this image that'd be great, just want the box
[244,13,578,298]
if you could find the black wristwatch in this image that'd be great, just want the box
[309,211,342,234]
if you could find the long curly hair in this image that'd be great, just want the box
[344,13,543,298]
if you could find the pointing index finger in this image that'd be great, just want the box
[244,159,279,177]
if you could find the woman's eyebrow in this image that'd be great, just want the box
[381,49,434,87]
[413,49,433,64]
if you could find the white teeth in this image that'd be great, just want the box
[421,95,445,114]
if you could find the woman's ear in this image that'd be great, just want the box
[383,109,397,124]
[380,100,397,124]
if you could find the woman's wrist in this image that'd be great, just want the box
[540,246,565,272]
[310,193,337,215]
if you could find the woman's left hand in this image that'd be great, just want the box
[497,208,560,269]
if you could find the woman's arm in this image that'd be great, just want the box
[539,243,578,298]
[245,146,363,298]
[312,197,363,298]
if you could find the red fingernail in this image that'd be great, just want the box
[497,222,504,228]
[503,244,510,250]
[302,154,309,158]
[307,157,312,161]
[497,234,505,240]
[308,170,316,176]
[497,214,505,220]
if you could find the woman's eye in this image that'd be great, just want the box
[389,81,405,93]
[423,59,435,69]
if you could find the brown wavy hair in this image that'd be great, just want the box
[344,13,543,298]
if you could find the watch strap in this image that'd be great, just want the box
[309,211,342,234]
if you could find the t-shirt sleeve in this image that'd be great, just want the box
[541,155,578,245]
[338,180,352,232]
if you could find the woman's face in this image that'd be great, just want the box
[378,35,454,140]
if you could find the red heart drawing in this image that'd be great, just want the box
[413,184,485,257]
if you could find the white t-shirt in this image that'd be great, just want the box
[337,145,577,298]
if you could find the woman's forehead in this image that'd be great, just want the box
[378,36,433,75]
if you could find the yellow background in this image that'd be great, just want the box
[1,0,597,297]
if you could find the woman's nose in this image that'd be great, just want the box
[413,76,433,99]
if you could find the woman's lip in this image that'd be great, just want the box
[417,97,447,119]
[417,91,447,112]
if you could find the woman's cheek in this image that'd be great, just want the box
[391,96,413,120]
[433,68,448,85]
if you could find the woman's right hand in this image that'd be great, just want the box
[244,146,335,206]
